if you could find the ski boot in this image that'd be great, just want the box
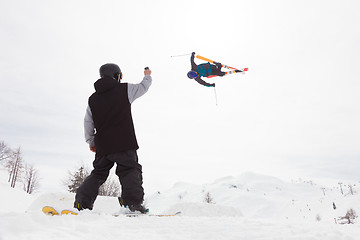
[118,197,148,214]
[74,200,93,211]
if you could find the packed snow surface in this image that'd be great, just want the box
[1,172,359,240]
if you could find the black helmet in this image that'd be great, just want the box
[99,63,121,79]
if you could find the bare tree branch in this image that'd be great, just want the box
[0,141,14,162]
[23,164,41,194]
[6,147,24,188]
[99,178,120,197]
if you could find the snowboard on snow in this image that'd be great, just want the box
[42,206,181,217]
[113,211,182,217]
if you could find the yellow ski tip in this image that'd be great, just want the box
[42,206,59,216]
[61,210,78,215]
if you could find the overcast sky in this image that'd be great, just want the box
[1,0,360,194]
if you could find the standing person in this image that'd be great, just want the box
[74,63,152,213]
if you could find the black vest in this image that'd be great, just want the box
[89,77,139,157]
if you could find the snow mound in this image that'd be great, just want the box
[165,202,243,217]
[0,181,35,213]
[27,192,76,214]
[2,170,360,239]
[28,192,121,215]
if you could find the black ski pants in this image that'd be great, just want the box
[75,150,144,209]
[210,62,226,76]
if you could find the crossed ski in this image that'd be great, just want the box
[195,55,248,78]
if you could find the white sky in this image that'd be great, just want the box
[1,0,360,194]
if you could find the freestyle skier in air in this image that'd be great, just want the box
[187,52,244,87]
[74,63,152,214]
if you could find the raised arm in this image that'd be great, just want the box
[190,52,197,70]
[127,68,152,104]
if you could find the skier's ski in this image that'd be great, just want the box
[42,206,60,216]
[42,206,78,216]
[196,54,248,72]
[61,209,78,215]
[207,68,248,78]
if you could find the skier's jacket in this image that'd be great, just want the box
[190,53,214,87]
[196,63,212,77]
[85,76,152,157]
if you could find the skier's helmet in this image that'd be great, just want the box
[187,70,198,79]
[99,63,121,79]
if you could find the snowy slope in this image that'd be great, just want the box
[146,172,360,223]
[1,171,360,240]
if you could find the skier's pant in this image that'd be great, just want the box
[211,62,225,76]
[75,150,144,209]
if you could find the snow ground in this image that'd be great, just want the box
[1,172,359,240]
